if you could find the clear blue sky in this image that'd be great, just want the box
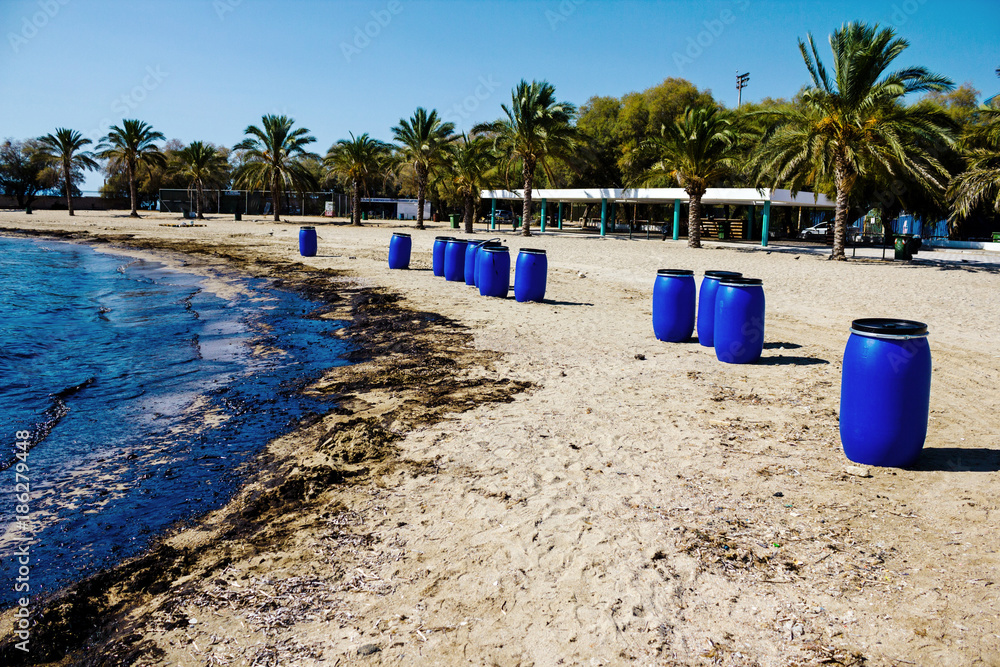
[2,0,998,191]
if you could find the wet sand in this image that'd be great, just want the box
[1,210,999,666]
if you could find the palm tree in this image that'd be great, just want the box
[474,80,582,236]
[948,107,1000,218]
[37,128,99,216]
[324,133,392,226]
[749,22,954,259]
[175,141,230,219]
[641,105,735,248]
[449,134,495,233]
[97,119,166,217]
[233,115,318,222]
[391,107,455,229]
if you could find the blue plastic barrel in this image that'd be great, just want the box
[299,226,317,257]
[714,277,765,364]
[514,248,547,302]
[652,269,696,342]
[432,236,455,277]
[444,239,468,282]
[840,318,931,467]
[388,232,411,269]
[477,245,510,298]
[474,241,503,287]
[696,270,742,346]
[465,240,488,285]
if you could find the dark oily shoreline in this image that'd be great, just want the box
[0,229,531,666]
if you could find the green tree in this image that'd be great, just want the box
[392,107,455,229]
[175,141,230,219]
[97,119,167,217]
[640,105,736,248]
[324,133,392,226]
[37,128,99,216]
[474,79,582,236]
[449,133,495,233]
[749,22,955,259]
[233,114,319,222]
[948,107,1000,219]
[0,139,59,209]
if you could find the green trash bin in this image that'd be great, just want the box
[894,235,912,260]
[362,211,368,220]
[449,214,459,229]
[717,220,727,240]
[992,231,1000,243]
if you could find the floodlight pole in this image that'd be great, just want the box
[736,71,750,108]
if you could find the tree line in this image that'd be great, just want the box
[2,21,997,260]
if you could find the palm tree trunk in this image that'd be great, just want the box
[128,159,139,217]
[521,159,534,237]
[832,164,849,260]
[63,159,74,216]
[272,174,280,222]
[415,164,427,230]
[196,182,205,219]
[688,192,703,248]
[463,193,474,233]
[352,179,361,226]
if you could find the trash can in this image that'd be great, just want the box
[444,239,468,282]
[299,226,317,257]
[362,211,368,221]
[432,236,455,277]
[652,269,695,342]
[714,277,765,364]
[477,245,510,298]
[894,235,912,260]
[717,220,727,240]
[388,232,411,269]
[840,318,931,467]
[234,211,242,221]
[696,271,743,347]
[514,248,548,303]
[449,214,459,229]
[992,231,1000,243]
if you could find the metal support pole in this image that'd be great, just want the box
[600,198,607,237]
[672,199,680,240]
[540,198,547,233]
[490,197,496,230]
[761,201,771,248]
[557,202,563,230]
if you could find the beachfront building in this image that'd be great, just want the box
[359,197,432,221]
[481,188,837,247]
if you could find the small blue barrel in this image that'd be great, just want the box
[696,270,742,346]
[465,240,489,285]
[840,318,931,467]
[477,245,510,298]
[474,241,503,287]
[299,226,317,257]
[514,248,547,302]
[432,236,455,276]
[652,269,696,342]
[388,232,411,269]
[444,239,468,282]
[714,277,765,364]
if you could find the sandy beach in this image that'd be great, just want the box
[2,210,999,666]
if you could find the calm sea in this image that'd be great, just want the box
[0,236,349,607]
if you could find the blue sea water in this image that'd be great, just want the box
[0,236,350,608]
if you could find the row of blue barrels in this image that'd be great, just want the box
[417,235,546,301]
[652,269,932,468]
[652,269,764,364]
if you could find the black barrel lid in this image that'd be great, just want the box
[434,235,456,241]
[482,240,504,248]
[447,238,469,245]
[719,276,763,286]
[657,269,694,276]
[483,245,509,253]
[519,248,547,255]
[704,270,742,279]
[392,232,411,237]
[300,226,315,230]
[851,318,927,336]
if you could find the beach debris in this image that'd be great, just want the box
[634,353,646,360]
[577,271,587,278]
[844,465,872,478]
[358,643,381,656]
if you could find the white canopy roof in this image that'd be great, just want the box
[481,187,835,208]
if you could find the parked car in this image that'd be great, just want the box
[494,210,514,224]
[799,223,862,242]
